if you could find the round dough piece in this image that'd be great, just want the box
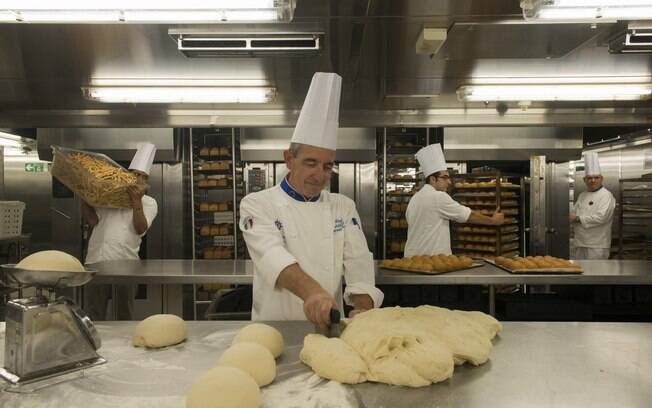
[133,314,187,348]
[217,342,276,386]
[186,366,260,408]
[16,250,84,272]
[232,323,284,358]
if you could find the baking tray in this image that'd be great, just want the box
[380,261,484,275]
[484,259,583,274]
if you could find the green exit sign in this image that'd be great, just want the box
[25,163,45,173]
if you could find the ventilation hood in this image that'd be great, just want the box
[609,22,652,54]
[169,25,323,57]
[37,128,178,162]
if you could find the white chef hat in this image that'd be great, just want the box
[416,143,447,177]
[583,151,602,176]
[290,72,342,151]
[129,142,156,175]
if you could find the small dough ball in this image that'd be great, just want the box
[133,314,187,348]
[17,250,85,272]
[217,342,276,386]
[233,323,284,358]
[186,366,260,408]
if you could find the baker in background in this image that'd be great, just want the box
[82,142,158,320]
[239,72,383,329]
[404,144,504,257]
[569,151,616,260]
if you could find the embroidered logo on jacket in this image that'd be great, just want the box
[274,219,283,231]
[334,218,344,232]
[242,216,254,230]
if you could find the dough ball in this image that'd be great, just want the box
[217,342,276,386]
[300,334,368,384]
[17,250,84,272]
[133,314,187,348]
[186,366,260,408]
[233,323,284,358]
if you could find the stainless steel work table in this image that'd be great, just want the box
[90,259,652,285]
[88,259,652,316]
[1,321,651,407]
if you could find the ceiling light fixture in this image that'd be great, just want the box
[81,85,276,104]
[520,0,652,22]
[457,83,652,102]
[0,0,295,23]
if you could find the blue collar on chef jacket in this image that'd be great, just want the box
[280,177,320,202]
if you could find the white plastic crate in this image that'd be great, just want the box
[0,201,25,238]
[213,211,234,224]
[213,236,235,247]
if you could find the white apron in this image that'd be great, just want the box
[405,184,471,257]
[571,187,615,259]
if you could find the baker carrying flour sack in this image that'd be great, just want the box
[239,72,383,328]
[82,143,158,320]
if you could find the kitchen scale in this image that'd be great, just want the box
[0,264,106,386]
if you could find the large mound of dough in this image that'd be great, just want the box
[232,323,284,358]
[186,366,260,408]
[217,342,276,386]
[16,250,85,272]
[300,334,368,384]
[133,314,187,348]
[300,306,501,387]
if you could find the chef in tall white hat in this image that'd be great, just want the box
[239,72,383,327]
[81,142,159,319]
[569,151,616,259]
[405,144,505,257]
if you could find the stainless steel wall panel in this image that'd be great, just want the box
[546,162,570,258]
[530,156,547,255]
[356,162,377,253]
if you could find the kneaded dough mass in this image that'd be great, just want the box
[217,342,276,386]
[186,366,260,408]
[300,306,502,387]
[132,314,187,348]
[16,250,85,272]
[300,334,368,384]
[232,323,284,358]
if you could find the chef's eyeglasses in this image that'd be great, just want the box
[436,175,452,180]
[584,176,601,181]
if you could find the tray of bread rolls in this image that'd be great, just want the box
[380,254,484,275]
[487,256,583,274]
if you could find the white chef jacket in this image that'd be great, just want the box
[86,195,158,263]
[404,184,472,257]
[572,186,616,250]
[239,178,384,321]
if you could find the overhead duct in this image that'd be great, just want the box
[37,128,178,162]
[169,27,323,57]
[609,22,652,54]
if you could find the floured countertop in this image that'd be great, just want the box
[1,321,651,408]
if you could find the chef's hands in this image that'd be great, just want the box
[569,212,578,223]
[127,183,147,208]
[303,290,338,331]
[491,206,505,225]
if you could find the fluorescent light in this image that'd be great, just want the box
[0,131,29,148]
[0,0,294,23]
[521,0,652,21]
[457,83,652,102]
[82,86,276,103]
